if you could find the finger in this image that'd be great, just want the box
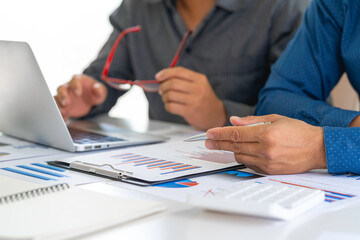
[56,85,70,107]
[159,78,195,95]
[233,153,263,168]
[91,82,107,105]
[54,95,64,112]
[54,96,68,120]
[164,102,188,116]
[161,90,191,105]
[242,164,266,175]
[230,114,284,126]
[205,141,261,157]
[156,67,202,82]
[206,126,261,142]
[68,75,82,96]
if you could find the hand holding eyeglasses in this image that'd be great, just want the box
[101,26,191,92]
[54,75,107,121]
[156,66,227,131]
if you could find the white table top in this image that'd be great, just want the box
[2,116,360,240]
[73,116,360,240]
[78,181,360,240]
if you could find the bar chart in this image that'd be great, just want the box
[110,153,202,175]
[2,163,68,181]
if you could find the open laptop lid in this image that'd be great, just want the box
[0,40,77,152]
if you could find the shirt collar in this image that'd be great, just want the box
[145,0,246,12]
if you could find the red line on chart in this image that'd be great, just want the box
[115,158,158,165]
[147,161,173,168]
[269,179,356,198]
[203,189,215,197]
[161,164,189,170]
[172,166,201,172]
[134,160,165,166]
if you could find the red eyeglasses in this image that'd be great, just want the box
[101,25,192,92]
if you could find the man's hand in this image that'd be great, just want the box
[156,67,227,130]
[205,114,327,175]
[54,74,107,121]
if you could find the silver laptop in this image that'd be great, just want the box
[0,40,166,152]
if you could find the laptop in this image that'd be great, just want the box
[0,40,166,152]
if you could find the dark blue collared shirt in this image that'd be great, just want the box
[256,0,360,174]
[84,0,308,126]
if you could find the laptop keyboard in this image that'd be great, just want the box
[68,127,126,144]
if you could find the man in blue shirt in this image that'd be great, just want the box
[205,0,360,175]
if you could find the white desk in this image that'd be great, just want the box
[78,181,360,240]
[2,116,360,240]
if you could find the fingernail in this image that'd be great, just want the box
[60,98,66,106]
[205,141,213,149]
[94,83,101,88]
[207,132,215,140]
[231,116,242,120]
[155,70,164,80]
[158,90,163,95]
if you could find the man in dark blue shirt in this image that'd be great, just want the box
[206,0,360,175]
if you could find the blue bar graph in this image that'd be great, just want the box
[32,163,66,172]
[17,165,68,178]
[1,162,71,181]
[2,167,56,181]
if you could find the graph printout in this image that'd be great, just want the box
[61,141,241,182]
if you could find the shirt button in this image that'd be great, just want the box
[185,47,191,53]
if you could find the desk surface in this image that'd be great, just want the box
[2,116,360,240]
[79,181,360,240]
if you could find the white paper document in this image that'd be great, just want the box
[110,168,360,218]
[0,135,108,186]
[58,141,241,183]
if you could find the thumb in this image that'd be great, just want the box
[90,82,107,105]
[230,114,283,126]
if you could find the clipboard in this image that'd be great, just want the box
[48,160,244,186]
[48,141,245,186]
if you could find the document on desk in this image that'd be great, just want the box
[49,141,244,185]
[242,169,360,216]
[0,135,66,163]
[0,135,109,186]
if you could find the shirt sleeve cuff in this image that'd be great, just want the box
[324,126,360,174]
[222,100,255,126]
[322,109,360,127]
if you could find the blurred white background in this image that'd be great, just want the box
[0,0,148,120]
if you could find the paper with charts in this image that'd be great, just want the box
[61,141,240,182]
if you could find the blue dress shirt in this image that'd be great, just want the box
[256,0,360,174]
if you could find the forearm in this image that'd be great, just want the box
[256,87,360,127]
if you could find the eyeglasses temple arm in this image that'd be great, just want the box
[169,30,192,68]
[101,26,142,80]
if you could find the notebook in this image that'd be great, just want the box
[0,176,166,240]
